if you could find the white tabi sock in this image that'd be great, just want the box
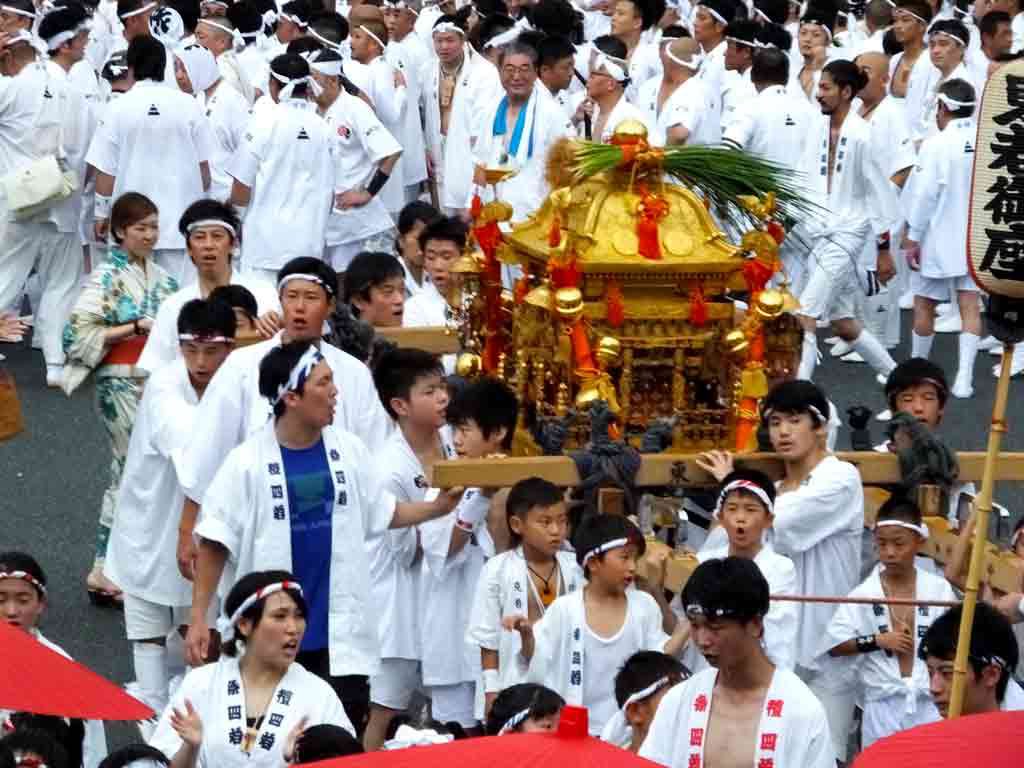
[798,330,818,380]
[955,332,981,391]
[911,331,935,360]
[133,641,169,711]
[851,330,897,377]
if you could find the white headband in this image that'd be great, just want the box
[697,3,727,24]
[272,345,324,406]
[198,18,245,51]
[43,21,90,51]
[666,44,703,70]
[186,218,237,238]
[432,21,466,36]
[271,68,322,99]
[119,1,155,20]
[498,708,532,735]
[623,676,672,709]
[308,55,343,76]
[931,29,967,47]
[875,520,929,539]
[763,404,827,423]
[894,7,927,25]
[484,16,533,49]
[307,26,342,52]
[279,11,308,28]
[261,8,277,30]
[277,272,331,295]
[383,725,455,749]
[179,333,233,343]
[752,6,771,22]
[358,24,386,49]
[0,4,34,18]
[800,20,832,42]
[383,0,418,14]
[714,479,774,518]
[582,537,630,566]
[593,51,627,81]
[937,93,974,110]
[216,581,304,643]
[0,570,46,594]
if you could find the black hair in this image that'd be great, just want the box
[372,347,445,420]
[475,12,515,48]
[117,0,150,19]
[885,357,949,411]
[101,50,130,83]
[875,493,923,527]
[209,285,259,323]
[0,551,47,599]
[528,0,579,36]
[220,570,307,656]
[762,379,830,427]
[864,0,892,26]
[682,557,770,625]
[485,684,565,735]
[0,729,68,768]
[326,304,376,363]
[292,725,363,763]
[0,0,35,19]
[0,743,13,768]
[286,36,323,55]
[277,256,338,299]
[938,77,975,118]
[572,514,646,578]
[882,27,903,55]
[475,0,509,18]
[6,716,82,768]
[895,0,932,24]
[724,18,759,46]
[822,58,868,97]
[167,0,200,33]
[98,744,170,768]
[269,52,312,97]
[717,467,776,512]
[660,24,689,39]
[593,33,628,61]
[38,4,89,50]
[613,650,689,708]
[930,18,970,48]
[753,0,788,23]
[617,0,664,30]
[309,10,350,45]
[343,252,406,310]
[920,603,1018,701]
[178,198,242,244]
[446,376,518,450]
[280,0,313,24]
[258,340,322,418]
[506,476,564,545]
[418,216,469,254]
[397,200,441,237]
[755,21,791,50]
[433,7,471,34]
[177,297,237,340]
[228,1,264,40]
[126,34,167,81]
[699,0,738,25]
[981,9,1012,37]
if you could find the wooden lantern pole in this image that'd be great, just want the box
[948,345,1015,718]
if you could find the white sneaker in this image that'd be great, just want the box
[951,372,973,399]
[824,336,840,345]
[841,351,865,363]
[45,364,62,388]
[899,291,914,310]
[830,340,854,357]
[978,335,1002,351]
[876,409,893,422]
[935,313,963,333]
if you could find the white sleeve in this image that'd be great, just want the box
[801,701,838,768]
[82,719,108,768]
[721,102,755,150]
[524,597,562,687]
[466,557,503,650]
[315,679,357,736]
[227,122,266,187]
[636,592,671,651]
[763,560,799,671]
[637,684,684,766]
[358,108,402,164]
[349,433,398,537]
[137,297,180,374]
[771,466,862,554]
[193,450,247,559]
[149,668,207,760]
[192,103,216,164]
[905,140,942,242]
[84,108,119,175]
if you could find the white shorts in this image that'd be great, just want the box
[370,658,423,710]
[799,257,860,321]
[910,272,978,302]
[123,594,190,641]
[428,682,477,728]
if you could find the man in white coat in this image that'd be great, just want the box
[185,339,463,731]
[635,37,713,146]
[640,558,833,768]
[582,36,652,143]
[104,298,236,726]
[86,35,214,283]
[421,12,501,215]
[384,0,430,204]
[472,39,575,223]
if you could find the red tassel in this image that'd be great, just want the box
[513,276,530,305]
[690,285,708,327]
[550,256,580,289]
[571,320,595,370]
[766,220,786,244]
[636,191,669,261]
[549,213,562,247]
[742,259,775,295]
[606,279,625,328]
[470,193,483,219]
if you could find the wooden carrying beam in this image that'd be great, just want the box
[429,451,1024,488]
[375,326,461,354]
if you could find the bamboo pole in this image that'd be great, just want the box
[769,594,959,608]
[948,345,1015,719]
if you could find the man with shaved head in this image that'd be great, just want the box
[636,36,715,145]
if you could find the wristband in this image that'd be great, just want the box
[876,232,890,250]
[454,488,489,531]
[366,168,390,197]
[856,634,879,653]
[94,193,112,220]
[482,668,501,693]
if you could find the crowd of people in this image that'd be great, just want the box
[2,0,1024,766]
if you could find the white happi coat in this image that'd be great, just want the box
[179,333,391,504]
[361,55,408,212]
[722,84,816,172]
[367,426,455,661]
[386,32,430,188]
[819,565,957,747]
[904,117,976,280]
[889,51,940,141]
[403,282,454,372]
[719,69,756,134]
[228,98,335,271]
[639,667,834,768]
[421,48,502,211]
[859,95,916,238]
[203,82,251,203]
[150,656,353,768]
[695,40,726,143]
[195,423,396,676]
[771,455,864,672]
[639,75,716,147]
[688,545,798,672]
[525,588,670,734]
[104,359,198,607]
[137,270,280,374]
[471,84,575,222]
[417,488,492,687]
[466,547,585,698]
[917,62,974,142]
[593,95,653,144]
[85,79,214,251]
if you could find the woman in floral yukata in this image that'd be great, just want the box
[62,192,179,606]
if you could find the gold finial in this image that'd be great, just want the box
[612,118,649,141]
[554,287,584,322]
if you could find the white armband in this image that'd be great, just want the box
[94,193,112,220]
[482,668,501,693]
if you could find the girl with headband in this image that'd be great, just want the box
[150,570,355,767]
[822,495,957,748]
[504,514,688,737]
[484,683,564,735]
[600,650,687,752]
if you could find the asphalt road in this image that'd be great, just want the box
[1,314,1022,753]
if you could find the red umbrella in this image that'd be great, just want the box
[0,620,154,721]
[852,710,1024,768]
[307,706,659,768]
